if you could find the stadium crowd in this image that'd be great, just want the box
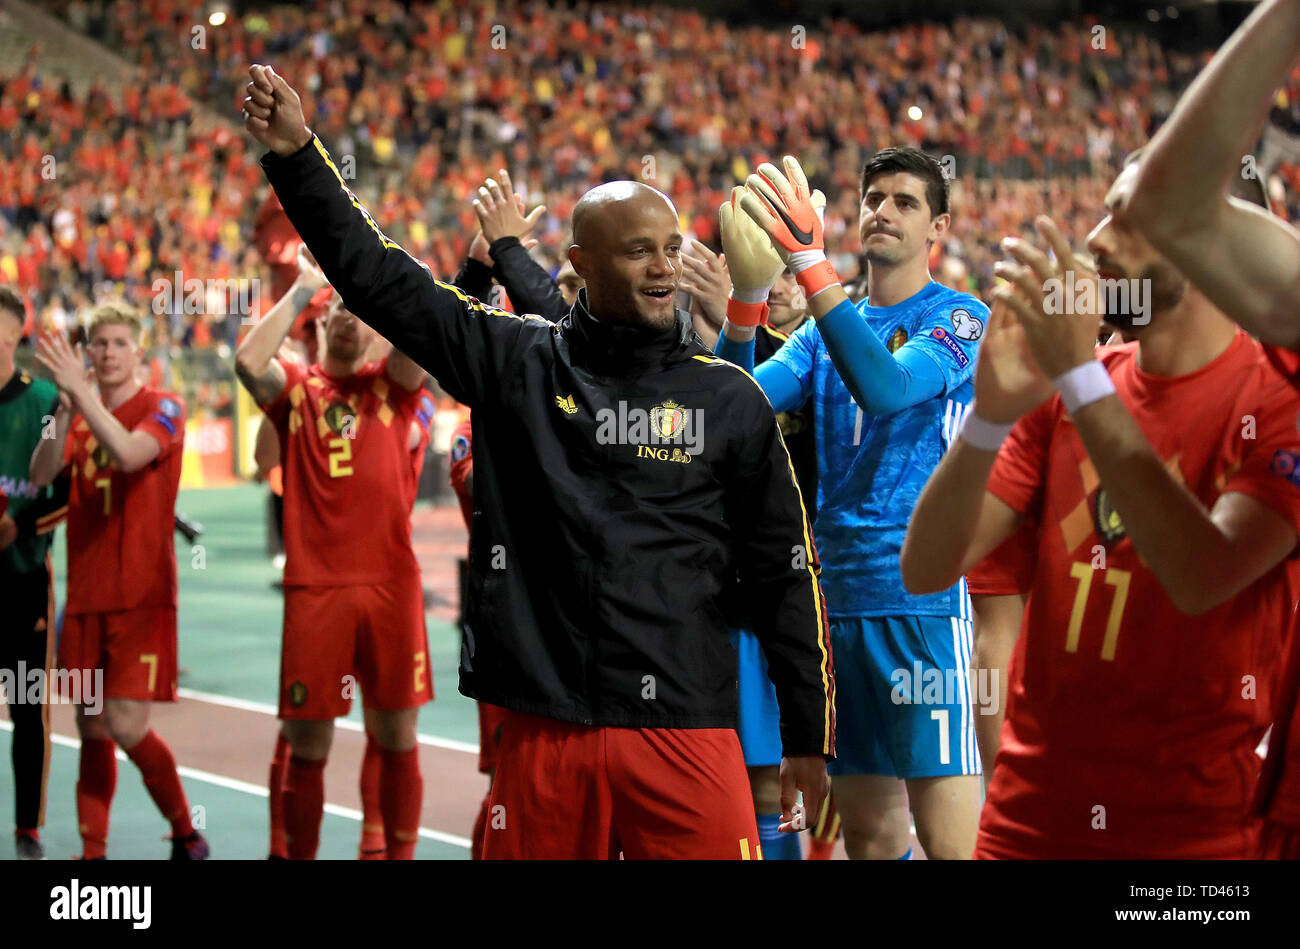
[0,0,1291,353]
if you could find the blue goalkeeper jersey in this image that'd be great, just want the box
[767,281,987,618]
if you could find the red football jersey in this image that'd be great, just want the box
[263,358,423,586]
[448,417,473,532]
[1256,344,1300,831]
[63,386,186,615]
[981,333,1300,858]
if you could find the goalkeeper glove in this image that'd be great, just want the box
[719,186,784,327]
[740,155,839,302]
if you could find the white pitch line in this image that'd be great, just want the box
[0,721,472,850]
[176,687,480,755]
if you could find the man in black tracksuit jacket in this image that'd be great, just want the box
[243,64,834,859]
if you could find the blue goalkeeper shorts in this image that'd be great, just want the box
[828,614,982,779]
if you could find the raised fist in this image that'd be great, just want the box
[242,64,313,157]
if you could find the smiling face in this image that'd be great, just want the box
[859,171,948,267]
[568,183,682,331]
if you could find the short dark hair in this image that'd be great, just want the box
[860,147,950,218]
[1123,146,1269,210]
[0,286,24,326]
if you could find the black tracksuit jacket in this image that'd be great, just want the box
[262,138,835,757]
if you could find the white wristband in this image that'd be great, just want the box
[787,249,828,276]
[729,285,771,305]
[1053,360,1115,414]
[958,412,1014,452]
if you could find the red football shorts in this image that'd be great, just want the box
[279,576,432,720]
[482,712,761,859]
[1258,819,1300,859]
[478,702,509,775]
[59,608,178,702]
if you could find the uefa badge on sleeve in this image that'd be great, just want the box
[949,308,984,341]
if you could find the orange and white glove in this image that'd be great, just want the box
[740,156,838,302]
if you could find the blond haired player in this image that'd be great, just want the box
[30,301,206,860]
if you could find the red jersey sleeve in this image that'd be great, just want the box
[449,419,473,494]
[260,359,308,423]
[1262,343,1300,392]
[136,391,186,456]
[986,396,1059,520]
[1223,375,1300,537]
[449,417,473,531]
[967,518,1037,596]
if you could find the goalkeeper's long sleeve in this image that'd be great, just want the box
[715,331,756,373]
[816,298,946,416]
[715,298,946,417]
[714,332,806,414]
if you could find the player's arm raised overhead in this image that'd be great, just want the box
[731,158,960,416]
[998,218,1300,615]
[1116,0,1300,350]
[721,370,833,826]
[473,168,568,322]
[242,64,542,406]
[235,244,328,405]
[901,301,1041,594]
[30,332,159,476]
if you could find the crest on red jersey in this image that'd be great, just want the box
[324,402,353,436]
[1093,488,1126,544]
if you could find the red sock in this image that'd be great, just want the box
[15,828,39,841]
[268,733,291,858]
[472,790,490,860]
[379,747,421,860]
[125,730,193,839]
[807,789,840,860]
[76,738,117,859]
[284,755,326,860]
[359,737,385,858]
